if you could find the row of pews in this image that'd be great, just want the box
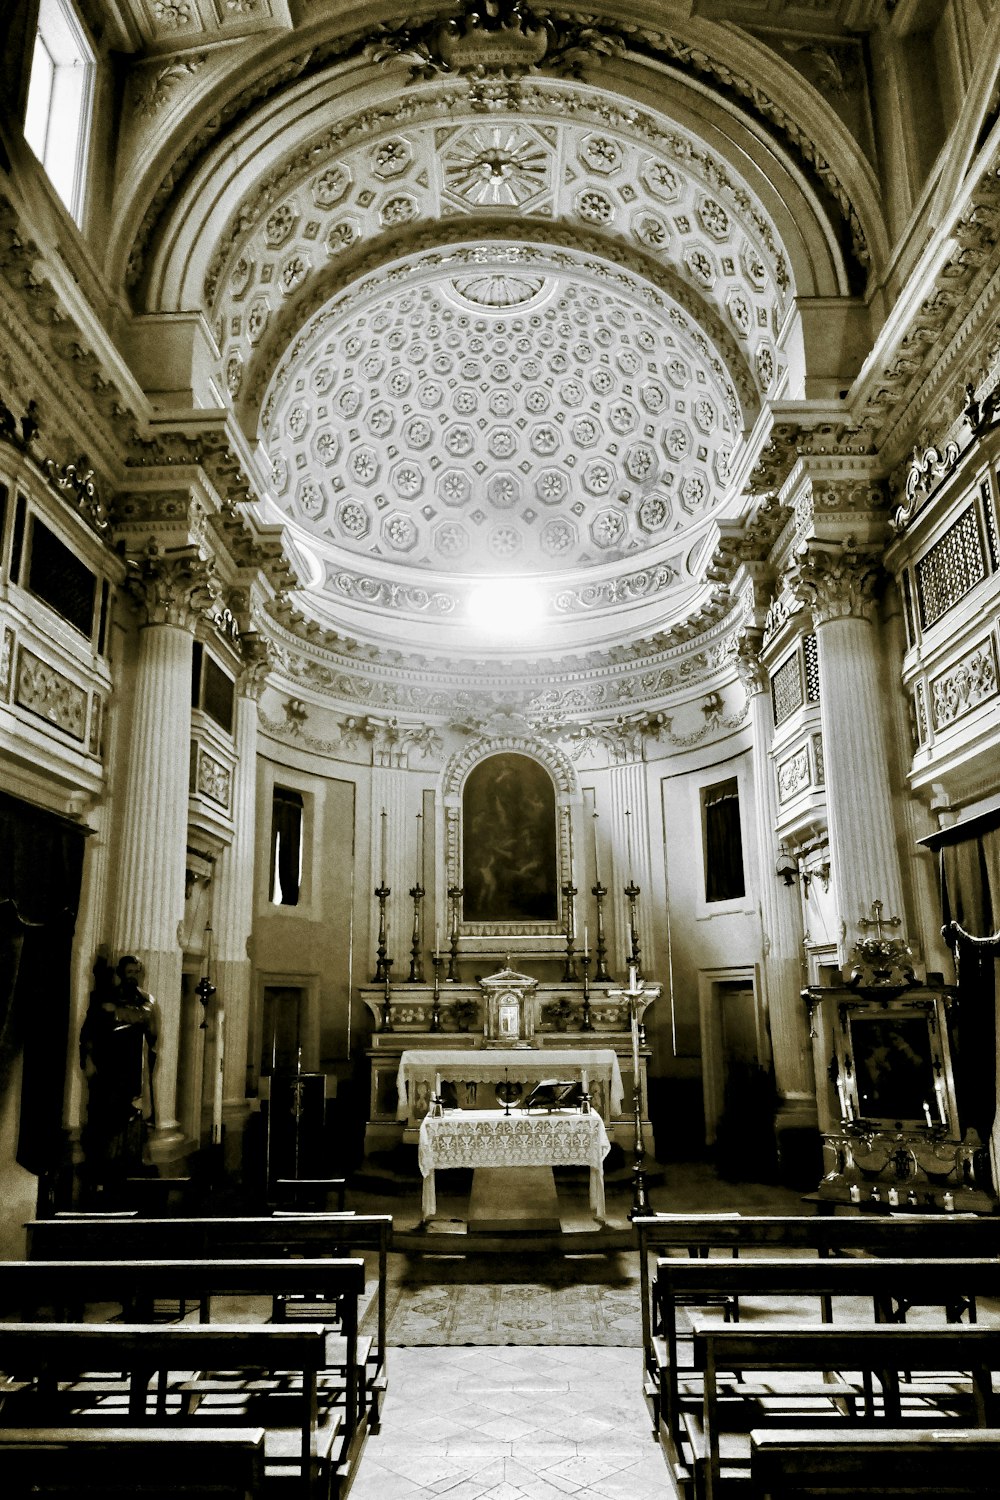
[634,1212,1000,1499]
[0,1208,393,1499]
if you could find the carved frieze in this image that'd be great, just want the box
[930,639,998,731]
[776,744,811,804]
[193,744,232,809]
[15,649,87,741]
[0,626,15,701]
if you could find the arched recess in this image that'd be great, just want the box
[116,26,886,417]
[440,735,578,934]
[114,17,885,316]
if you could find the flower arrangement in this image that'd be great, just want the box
[451,998,479,1032]
[544,996,575,1030]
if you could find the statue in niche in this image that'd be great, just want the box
[462,753,558,921]
[80,954,160,1195]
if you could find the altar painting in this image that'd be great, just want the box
[462,754,558,922]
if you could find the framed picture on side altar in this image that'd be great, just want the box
[839,995,958,1132]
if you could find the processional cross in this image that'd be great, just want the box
[857,899,901,943]
[607,965,660,1220]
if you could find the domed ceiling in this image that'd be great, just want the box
[199,87,796,656]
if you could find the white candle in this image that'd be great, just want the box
[380,807,387,885]
[581,1067,588,1093]
[628,963,638,991]
[416,809,424,888]
[583,923,590,956]
[625,808,634,883]
[434,923,441,958]
[592,808,601,887]
[435,1072,441,1097]
[567,808,575,879]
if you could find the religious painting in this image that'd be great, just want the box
[462,753,558,922]
[846,1008,949,1128]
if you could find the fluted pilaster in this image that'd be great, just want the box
[111,622,192,1141]
[214,685,260,1116]
[112,550,221,1147]
[736,629,813,1108]
[789,542,905,957]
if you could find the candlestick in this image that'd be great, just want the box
[430,949,443,1032]
[447,885,462,982]
[379,962,393,1031]
[592,878,611,982]
[592,808,601,887]
[408,880,425,983]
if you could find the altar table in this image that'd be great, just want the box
[417,1108,611,1221]
[396,1048,624,1124]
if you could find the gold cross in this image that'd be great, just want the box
[858,899,901,942]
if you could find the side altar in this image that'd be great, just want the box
[361,964,653,1152]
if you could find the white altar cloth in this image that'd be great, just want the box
[396,1048,624,1122]
[417,1108,611,1220]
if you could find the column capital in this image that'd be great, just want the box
[787,539,883,625]
[237,630,274,700]
[126,547,222,630]
[733,627,768,696]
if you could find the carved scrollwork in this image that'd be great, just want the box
[893,439,962,534]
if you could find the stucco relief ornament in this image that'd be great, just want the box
[365,0,624,90]
[787,539,882,626]
[732,627,766,697]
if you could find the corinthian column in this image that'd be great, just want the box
[789,541,905,959]
[735,630,814,1116]
[111,550,220,1149]
[214,635,270,1141]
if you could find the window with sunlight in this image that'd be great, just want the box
[23,0,95,225]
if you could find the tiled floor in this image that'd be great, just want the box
[350,1345,672,1500]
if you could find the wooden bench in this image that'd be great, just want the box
[652,1257,1000,1452]
[0,1426,265,1499]
[24,1213,392,1432]
[750,1427,1000,1498]
[633,1212,1000,1429]
[274,1180,347,1213]
[0,1323,341,1497]
[0,1257,367,1458]
[682,1323,1000,1500]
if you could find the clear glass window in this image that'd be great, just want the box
[23,0,95,224]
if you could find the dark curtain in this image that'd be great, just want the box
[271,789,303,906]
[704,781,745,903]
[0,790,86,1177]
[939,820,1000,1184]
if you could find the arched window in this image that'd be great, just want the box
[462,754,558,922]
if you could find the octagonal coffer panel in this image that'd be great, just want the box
[265,270,736,576]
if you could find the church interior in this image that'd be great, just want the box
[2,0,1000,1495]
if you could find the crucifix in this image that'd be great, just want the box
[858,899,902,942]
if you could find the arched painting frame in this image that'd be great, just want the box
[462,753,559,923]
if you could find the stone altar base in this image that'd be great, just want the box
[467,1165,563,1233]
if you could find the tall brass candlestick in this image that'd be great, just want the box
[380,962,394,1032]
[562,882,578,981]
[625,880,642,976]
[430,949,443,1032]
[592,880,611,981]
[408,883,425,982]
[447,885,462,982]
[372,880,391,983]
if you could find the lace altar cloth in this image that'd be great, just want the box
[417,1108,611,1220]
[396,1048,624,1122]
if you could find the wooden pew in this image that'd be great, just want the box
[0,1258,367,1459]
[683,1323,1000,1500]
[652,1257,1000,1455]
[24,1213,392,1432]
[0,1323,339,1497]
[0,1426,265,1499]
[750,1427,1000,1498]
[633,1213,1000,1429]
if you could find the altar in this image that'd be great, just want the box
[417,1108,611,1221]
[396,1047,624,1132]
